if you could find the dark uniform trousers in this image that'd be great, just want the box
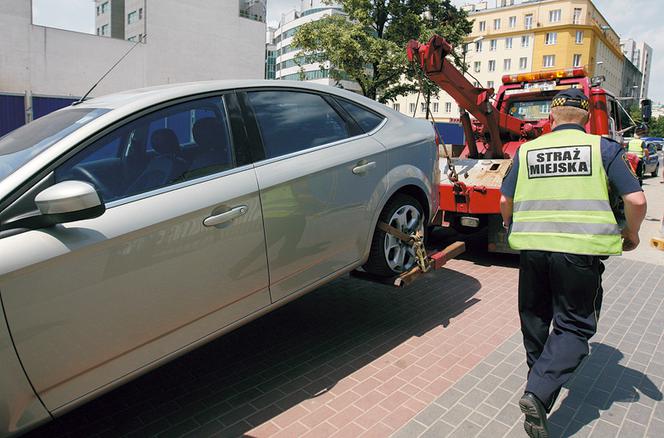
[519,250,605,411]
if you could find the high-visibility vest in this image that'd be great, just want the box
[508,129,622,255]
[627,139,645,158]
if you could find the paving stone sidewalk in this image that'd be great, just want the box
[392,257,664,438]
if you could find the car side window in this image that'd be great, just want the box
[335,98,385,133]
[54,96,235,203]
[246,90,351,159]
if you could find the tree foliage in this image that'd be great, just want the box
[292,0,472,103]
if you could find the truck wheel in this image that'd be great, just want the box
[652,165,659,178]
[364,194,424,277]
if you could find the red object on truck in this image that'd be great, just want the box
[407,35,631,251]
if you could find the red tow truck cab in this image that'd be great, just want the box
[407,35,629,252]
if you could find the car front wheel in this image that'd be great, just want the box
[364,194,425,277]
[652,164,659,178]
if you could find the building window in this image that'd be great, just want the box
[509,16,517,28]
[420,102,426,113]
[545,32,557,45]
[475,41,483,52]
[239,0,266,22]
[576,30,584,44]
[101,24,109,36]
[488,60,496,72]
[494,18,501,30]
[128,11,138,24]
[573,8,582,24]
[474,61,481,73]
[101,1,109,14]
[409,103,416,114]
[479,21,486,32]
[505,37,513,49]
[139,8,143,20]
[96,5,100,16]
[524,14,533,30]
[521,35,530,48]
[445,102,452,113]
[96,27,100,35]
[433,102,439,113]
[549,9,561,23]
[490,39,497,51]
[393,103,400,112]
[504,59,512,72]
[573,54,582,67]
[487,80,494,89]
[519,57,528,70]
[543,55,555,68]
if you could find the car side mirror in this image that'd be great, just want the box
[34,181,106,225]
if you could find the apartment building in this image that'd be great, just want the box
[95,0,145,41]
[621,38,653,99]
[271,0,359,91]
[393,0,624,121]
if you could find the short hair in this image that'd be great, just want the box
[550,106,588,125]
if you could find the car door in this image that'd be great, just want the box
[241,89,387,302]
[0,93,270,411]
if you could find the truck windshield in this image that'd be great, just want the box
[0,108,109,182]
[507,100,552,121]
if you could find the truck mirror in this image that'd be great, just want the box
[641,99,652,123]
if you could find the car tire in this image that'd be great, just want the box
[364,194,425,277]
[652,165,659,178]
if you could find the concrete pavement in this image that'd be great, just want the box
[621,150,664,265]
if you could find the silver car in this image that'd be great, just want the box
[0,80,438,436]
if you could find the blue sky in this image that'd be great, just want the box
[31,0,664,102]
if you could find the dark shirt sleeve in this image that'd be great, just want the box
[500,149,519,198]
[601,137,642,196]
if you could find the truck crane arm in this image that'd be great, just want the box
[406,35,527,159]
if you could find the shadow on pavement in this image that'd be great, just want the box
[549,342,663,437]
[25,265,482,438]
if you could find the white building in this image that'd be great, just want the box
[620,38,653,99]
[272,0,359,91]
[0,0,265,128]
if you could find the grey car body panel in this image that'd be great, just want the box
[0,302,50,437]
[0,167,270,410]
[256,134,388,302]
[0,80,437,436]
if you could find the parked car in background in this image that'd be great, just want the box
[0,80,439,436]
[642,136,663,151]
[644,142,660,177]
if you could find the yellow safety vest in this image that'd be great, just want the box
[508,129,622,255]
[627,139,644,158]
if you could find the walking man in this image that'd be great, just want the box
[627,127,647,185]
[499,89,647,437]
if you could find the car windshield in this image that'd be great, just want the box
[0,108,109,182]
[507,100,552,120]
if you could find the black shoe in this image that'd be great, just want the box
[519,392,549,438]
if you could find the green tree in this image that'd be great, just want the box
[292,0,472,104]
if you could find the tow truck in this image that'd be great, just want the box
[407,35,641,252]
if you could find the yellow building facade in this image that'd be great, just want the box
[392,0,625,121]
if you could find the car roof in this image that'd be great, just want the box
[75,80,386,114]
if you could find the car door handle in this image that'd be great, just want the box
[203,206,248,227]
[352,161,376,175]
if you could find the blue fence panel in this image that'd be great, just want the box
[33,97,77,120]
[0,94,25,137]
[434,122,464,145]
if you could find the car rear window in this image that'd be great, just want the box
[335,98,385,133]
[247,91,351,159]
